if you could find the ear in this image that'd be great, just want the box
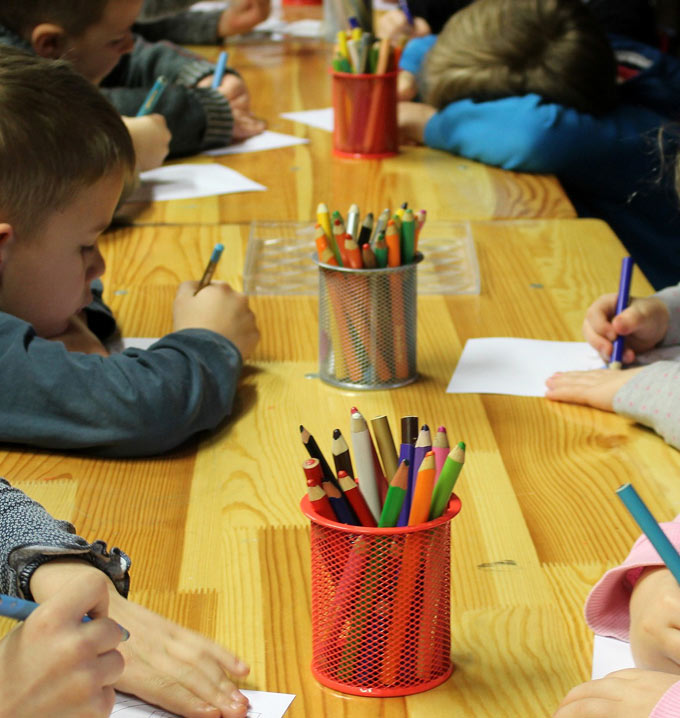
[0,223,16,275]
[30,23,68,60]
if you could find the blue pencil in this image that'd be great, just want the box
[398,0,414,25]
[609,256,634,369]
[0,593,130,640]
[136,75,168,117]
[616,483,680,584]
[212,51,229,89]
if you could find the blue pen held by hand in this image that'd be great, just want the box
[398,0,414,26]
[212,51,229,89]
[616,483,680,585]
[609,256,634,370]
[136,75,168,117]
[0,593,130,640]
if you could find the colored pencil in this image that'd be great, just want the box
[429,441,466,520]
[315,223,338,266]
[308,483,337,522]
[370,415,399,485]
[211,50,228,89]
[331,428,354,478]
[338,470,377,527]
[346,203,360,240]
[609,256,634,369]
[302,457,324,487]
[407,451,436,526]
[136,75,168,117]
[398,422,428,526]
[372,231,388,268]
[333,219,348,266]
[401,208,416,264]
[194,243,224,295]
[385,219,401,267]
[322,479,359,525]
[357,213,374,247]
[350,409,382,522]
[378,459,409,527]
[398,0,414,25]
[344,235,363,268]
[432,426,449,479]
[361,243,377,268]
[300,425,341,490]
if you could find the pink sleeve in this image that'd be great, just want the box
[651,680,680,718]
[584,518,680,641]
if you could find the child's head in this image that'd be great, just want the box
[424,0,617,115]
[0,48,135,337]
[0,0,141,83]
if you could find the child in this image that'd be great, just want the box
[0,47,259,457]
[0,477,251,718]
[0,0,265,158]
[553,515,680,717]
[396,0,680,290]
[136,0,272,45]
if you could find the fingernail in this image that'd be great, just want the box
[231,690,248,703]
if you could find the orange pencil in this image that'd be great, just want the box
[315,223,338,265]
[407,451,436,526]
[385,219,401,267]
[344,234,363,269]
[333,219,349,266]
[337,470,377,527]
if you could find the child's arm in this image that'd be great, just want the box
[398,101,436,144]
[122,114,171,171]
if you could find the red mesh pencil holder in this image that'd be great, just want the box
[300,494,461,696]
[331,71,398,159]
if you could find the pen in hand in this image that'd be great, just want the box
[194,243,225,295]
[609,256,634,370]
[136,75,168,117]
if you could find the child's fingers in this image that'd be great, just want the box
[165,628,250,681]
[95,649,126,687]
[583,293,619,340]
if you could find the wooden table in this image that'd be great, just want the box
[117,40,575,226]
[3,217,679,717]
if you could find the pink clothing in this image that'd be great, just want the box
[585,516,680,717]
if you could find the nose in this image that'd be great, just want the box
[87,245,106,282]
[120,32,135,56]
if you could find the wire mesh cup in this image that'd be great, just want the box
[300,493,461,696]
[332,70,398,158]
[317,253,422,389]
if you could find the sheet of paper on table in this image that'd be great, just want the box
[126,164,266,203]
[591,634,635,679]
[203,130,308,156]
[111,689,295,717]
[280,108,333,132]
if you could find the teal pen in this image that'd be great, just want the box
[0,593,130,640]
[212,51,229,89]
[617,483,680,584]
[194,243,224,295]
[136,75,168,117]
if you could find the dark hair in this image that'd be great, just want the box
[0,47,135,237]
[425,0,618,115]
[0,0,108,38]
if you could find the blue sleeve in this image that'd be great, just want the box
[398,35,437,76]
[0,315,243,457]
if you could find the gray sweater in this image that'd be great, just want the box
[137,0,223,45]
[613,283,680,449]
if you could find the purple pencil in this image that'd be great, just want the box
[397,424,431,526]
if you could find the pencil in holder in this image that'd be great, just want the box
[331,70,398,158]
[317,253,421,390]
[301,493,460,696]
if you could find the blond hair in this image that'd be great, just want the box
[0,0,108,38]
[0,47,135,237]
[424,0,617,115]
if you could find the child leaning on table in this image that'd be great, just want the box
[0,477,251,718]
[0,48,259,457]
[0,0,265,161]
[553,515,680,717]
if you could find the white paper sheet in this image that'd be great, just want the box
[189,1,230,11]
[126,164,266,203]
[446,338,606,397]
[280,108,333,132]
[591,634,635,679]
[111,690,295,717]
[203,130,308,156]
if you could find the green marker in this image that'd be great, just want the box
[428,442,466,520]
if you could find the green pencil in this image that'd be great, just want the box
[401,208,416,264]
[378,460,409,527]
[428,442,465,520]
[373,231,388,268]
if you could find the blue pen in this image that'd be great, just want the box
[609,256,634,369]
[398,0,414,26]
[211,51,229,89]
[194,243,224,295]
[0,593,130,640]
[136,75,168,117]
[617,483,680,584]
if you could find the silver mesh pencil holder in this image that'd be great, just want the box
[317,254,422,389]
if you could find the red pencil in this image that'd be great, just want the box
[337,470,377,527]
[303,457,324,487]
[307,483,336,521]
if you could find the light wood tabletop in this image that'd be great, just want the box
[3,217,679,717]
[116,39,576,226]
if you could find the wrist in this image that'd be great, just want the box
[29,558,105,603]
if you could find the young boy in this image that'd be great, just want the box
[396,0,680,290]
[0,0,265,158]
[0,477,251,718]
[0,47,259,457]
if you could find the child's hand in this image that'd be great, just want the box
[217,0,271,37]
[376,9,432,44]
[231,107,267,141]
[630,566,680,673]
[199,74,251,112]
[545,367,644,411]
[397,70,418,101]
[173,281,260,359]
[583,293,669,365]
[29,560,251,718]
[398,101,436,145]
[49,312,110,356]
[552,669,680,717]
[0,572,125,718]
[123,114,171,172]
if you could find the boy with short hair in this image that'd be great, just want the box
[0,47,259,457]
[0,0,264,158]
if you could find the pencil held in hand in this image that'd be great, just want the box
[194,243,224,295]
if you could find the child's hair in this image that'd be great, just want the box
[424,0,618,115]
[0,0,108,38]
[0,47,135,237]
